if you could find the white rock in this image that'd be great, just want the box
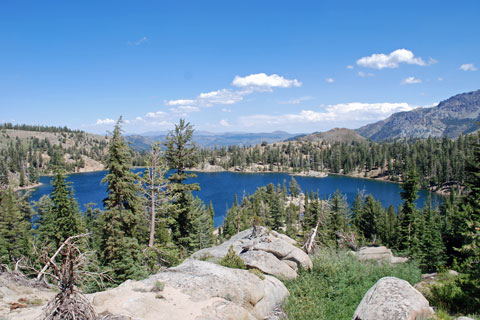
[240,250,298,280]
[352,277,434,320]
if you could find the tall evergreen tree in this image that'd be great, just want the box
[0,159,8,189]
[417,196,446,271]
[329,190,348,234]
[164,119,201,248]
[187,195,215,251]
[100,117,145,282]
[357,194,383,242]
[397,164,420,254]
[456,131,480,310]
[37,168,84,250]
[0,188,32,266]
[289,177,301,198]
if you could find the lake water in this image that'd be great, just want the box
[28,170,443,227]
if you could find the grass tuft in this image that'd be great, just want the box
[283,248,422,320]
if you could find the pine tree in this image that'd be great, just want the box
[187,195,215,251]
[164,119,200,248]
[0,188,32,266]
[37,168,84,250]
[417,196,446,271]
[289,177,301,198]
[270,190,285,231]
[357,194,383,242]
[457,131,480,310]
[0,159,9,189]
[350,191,364,229]
[329,190,348,234]
[397,164,420,254]
[100,117,145,282]
[51,168,84,246]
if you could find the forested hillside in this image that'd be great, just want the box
[0,124,111,188]
[198,133,477,192]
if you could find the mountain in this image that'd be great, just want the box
[125,131,298,150]
[296,128,365,144]
[356,89,480,141]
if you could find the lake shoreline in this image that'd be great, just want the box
[190,166,448,196]
[14,182,43,192]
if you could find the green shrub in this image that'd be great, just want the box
[219,245,246,269]
[151,280,165,292]
[425,274,480,317]
[283,248,422,320]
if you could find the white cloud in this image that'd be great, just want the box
[145,111,167,118]
[163,73,301,112]
[437,77,444,81]
[357,49,429,69]
[326,78,335,83]
[136,116,143,121]
[198,89,248,106]
[401,76,422,85]
[165,99,195,106]
[219,119,230,127]
[221,108,232,112]
[232,73,301,88]
[95,118,115,125]
[358,71,374,77]
[128,36,147,46]
[459,63,477,71]
[347,65,354,69]
[239,102,416,127]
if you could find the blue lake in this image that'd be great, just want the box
[28,170,444,227]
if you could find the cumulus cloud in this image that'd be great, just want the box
[197,89,248,106]
[357,49,430,69]
[459,63,477,71]
[326,78,335,83]
[219,119,230,127]
[232,73,301,88]
[238,102,416,127]
[164,73,301,110]
[145,111,167,118]
[95,118,115,125]
[402,76,422,85]
[165,99,195,106]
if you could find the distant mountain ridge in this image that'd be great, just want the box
[356,89,480,141]
[125,131,298,150]
[293,128,365,144]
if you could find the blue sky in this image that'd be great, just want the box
[1,1,479,134]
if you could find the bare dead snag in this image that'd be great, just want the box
[41,234,97,320]
[36,233,91,281]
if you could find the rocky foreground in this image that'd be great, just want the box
[6,227,307,320]
[5,228,467,320]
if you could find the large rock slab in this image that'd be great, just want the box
[191,227,312,276]
[91,259,289,320]
[352,277,434,320]
[356,246,408,264]
[240,250,298,280]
